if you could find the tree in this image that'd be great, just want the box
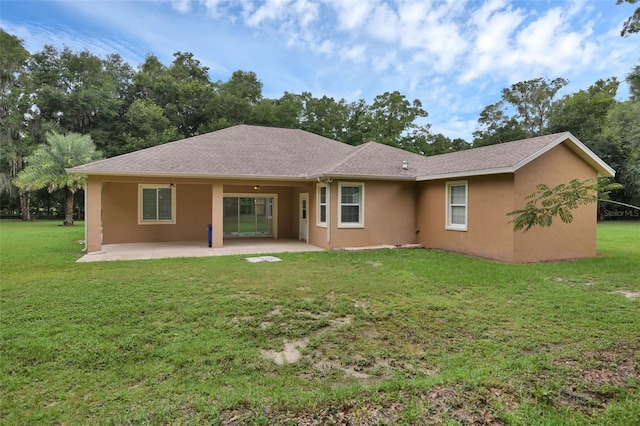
[133,53,215,139]
[426,134,471,155]
[14,132,102,225]
[299,93,351,141]
[473,101,528,147]
[205,70,264,130]
[546,78,619,142]
[123,99,177,153]
[507,179,623,231]
[357,91,429,148]
[473,77,568,146]
[502,77,568,136]
[617,0,640,36]
[0,30,31,220]
[627,63,640,101]
[604,100,640,207]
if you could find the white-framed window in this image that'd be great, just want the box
[446,181,467,231]
[338,182,364,228]
[138,184,176,224]
[317,184,327,227]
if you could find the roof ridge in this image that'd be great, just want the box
[316,142,371,175]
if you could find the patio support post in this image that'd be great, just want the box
[211,183,224,248]
[86,178,103,253]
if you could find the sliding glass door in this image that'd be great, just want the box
[223,197,274,237]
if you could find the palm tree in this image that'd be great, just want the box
[15,131,101,225]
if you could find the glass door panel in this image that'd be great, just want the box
[223,196,274,238]
[239,197,255,236]
[223,198,239,235]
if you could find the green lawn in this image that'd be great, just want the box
[1,221,638,425]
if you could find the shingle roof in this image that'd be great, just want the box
[68,125,614,180]
[70,125,355,179]
[415,132,614,179]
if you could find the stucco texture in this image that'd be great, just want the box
[416,144,599,263]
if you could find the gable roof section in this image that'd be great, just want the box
[69,125,428,180]
[415,132,615,180]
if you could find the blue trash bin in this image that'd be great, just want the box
[207,224,212,247]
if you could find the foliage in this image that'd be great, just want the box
[547,78,619,142]
[617,0,640,36]
[357,91,430,148]
[1,220,639,424]
[473,101,528,147]
[0,30,31,219]
[508,179,600,231]
[123,99,177,153]
[627,63,640,100]
[473,77,568,146]
[14,132,101,224]
[603,100,640,206]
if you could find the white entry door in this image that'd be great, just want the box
[299,193,308,242]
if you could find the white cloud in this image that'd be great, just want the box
[461,1,525,82]
[330,0,375,31]
[244,0,290,27]
[167,0,193,14]
[292,0,319,27]
[371,50,398,72]
[340,44,367,63]
[366,2,400,43]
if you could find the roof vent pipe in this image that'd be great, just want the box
[402,160,408,170]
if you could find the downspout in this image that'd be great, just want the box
[326,181,331,246]
[83,182,88,252]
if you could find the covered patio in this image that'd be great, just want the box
[77,238,323,262]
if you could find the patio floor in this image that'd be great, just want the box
[77,238,324,262]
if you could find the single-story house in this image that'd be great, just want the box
[68,125,615,263]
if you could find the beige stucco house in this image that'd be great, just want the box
[68,125,615,263]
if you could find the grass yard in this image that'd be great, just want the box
[1,221,639,425]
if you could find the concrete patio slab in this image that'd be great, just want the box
[77,239,323,262]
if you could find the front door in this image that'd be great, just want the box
[299,193,308,242]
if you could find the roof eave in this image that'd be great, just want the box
[66,169,310,181]
[416,167,515,181]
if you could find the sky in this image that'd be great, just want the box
[1,0,638,141]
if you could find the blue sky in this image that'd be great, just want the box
[1,0,638,141]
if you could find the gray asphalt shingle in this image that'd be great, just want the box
[69,126,612,179]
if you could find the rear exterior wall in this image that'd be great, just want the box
[513,144,598,262]
[416,174,516,262]
[308,180,418,249]
[99,177,309,245]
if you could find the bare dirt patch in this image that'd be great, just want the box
[261,338,309,365]
[554,348,639,412]
[610,290,640,300]
[261,314,353,366]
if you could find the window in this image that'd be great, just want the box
[317,184,327,227]
[338,182,364,228]
[446,181,467,231]
[139,184,176,224]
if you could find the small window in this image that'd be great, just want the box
[446,181,467,231]
[317,184,327,227]
[139,184,176,224]
[338,182,364,228]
